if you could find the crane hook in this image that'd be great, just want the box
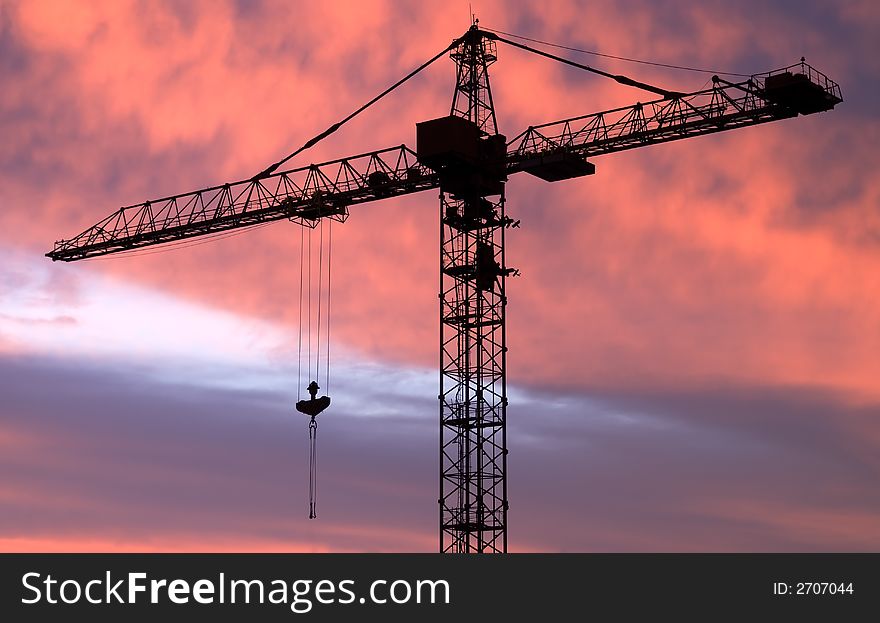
[296,380,331,417]
[297,381,329,520]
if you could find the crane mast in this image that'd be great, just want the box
[436,27,510,553]
[46,25,841,555]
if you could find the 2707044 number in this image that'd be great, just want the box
[797,582,853,595]
[774,582,854,595]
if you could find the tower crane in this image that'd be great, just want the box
[47,24,842,553]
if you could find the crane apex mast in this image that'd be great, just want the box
[451,25,499,135]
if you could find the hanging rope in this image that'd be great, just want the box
[295,218,333,520]
[316,218,324,384]
[307,225,312,385]
[308,415,318,519]
[326,220,332,393]
[297,225,304,401]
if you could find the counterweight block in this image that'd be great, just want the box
[416,116,507,197]
[763,71,842,115]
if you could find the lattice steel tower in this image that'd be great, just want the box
[437,26,513,552]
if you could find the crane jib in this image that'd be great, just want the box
[48,59,839,263]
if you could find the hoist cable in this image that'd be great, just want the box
[326,221,332,393]
[297,225,304,400]
[308,416,318,519]
[307,226,312,382]
[316,219,324,384]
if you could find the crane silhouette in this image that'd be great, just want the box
[47,24,841,553]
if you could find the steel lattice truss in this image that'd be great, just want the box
[436,27,512,552]
[440,193,509,553]
[451,35,499,135]
[48,147,437,261]
[506,61,842,167]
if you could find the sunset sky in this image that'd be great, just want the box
[1,0,878,552]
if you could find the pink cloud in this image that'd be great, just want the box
[696,498,880,550]
[2,0,875,394]
[0,535,333,553]
[2,0,879,552]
